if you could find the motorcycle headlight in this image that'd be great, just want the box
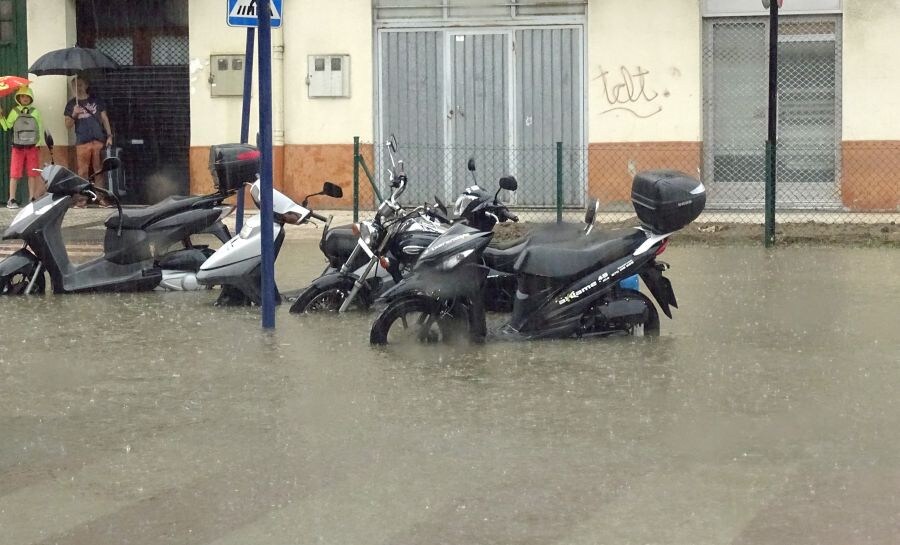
[356,220,382,247]
[436,249,474,271]
[454,194,477,217]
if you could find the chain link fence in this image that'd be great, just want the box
[353,139,899,244]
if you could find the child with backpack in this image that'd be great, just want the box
[1,85,44,209]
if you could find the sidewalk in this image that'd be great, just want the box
[1,204,897,258]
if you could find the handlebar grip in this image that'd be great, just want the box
[310,211,328,222]
[507,212,519,222]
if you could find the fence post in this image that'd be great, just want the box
[556,141,563,224]
[353,136,360,223]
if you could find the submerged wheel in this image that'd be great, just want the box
[370,297,462,345]
[0,269,45,295]
[621,288,660,337]
[588,288,660,338]
[290,280,362,314]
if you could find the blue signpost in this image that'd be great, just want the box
[228,0,281,329]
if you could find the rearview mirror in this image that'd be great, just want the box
[386,134,398,153]
[499,175,517,192]
[584,198,599,226]
[322,181,343,199]
[44,131,54,150]
[467,158,476,172]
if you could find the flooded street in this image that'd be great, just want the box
[2,241,899,544]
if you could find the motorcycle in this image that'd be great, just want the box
[0,145,238,295]
[369,170,706,345]
[196,179,343,306]
[290,141,522,314]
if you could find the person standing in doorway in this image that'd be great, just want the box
[0,86,45,208]
[64,76,114,207]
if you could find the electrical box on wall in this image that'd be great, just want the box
[307,55,350,98]
[209,54,246,97]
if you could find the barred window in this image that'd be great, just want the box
[0,0,14,44]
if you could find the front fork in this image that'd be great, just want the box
[339,254,377,313]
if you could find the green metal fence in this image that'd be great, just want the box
[352,137,899,244]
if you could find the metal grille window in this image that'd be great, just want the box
[151,35,189,66]
[0,0,14,44]
[374,0,587,22]
[96,37,134,66]
[702,16,842,209]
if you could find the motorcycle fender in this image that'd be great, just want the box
[0,248,39,276]
[639,265,678,319]
[376,264,487,308]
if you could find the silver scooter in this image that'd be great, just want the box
[196,179,343,306]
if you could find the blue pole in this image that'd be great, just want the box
[257,3,276,329]
[236,27,256,233]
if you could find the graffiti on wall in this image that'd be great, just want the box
[596,66,668,119]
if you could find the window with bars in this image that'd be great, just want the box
[374,0,586,21]
[0,0,14,44]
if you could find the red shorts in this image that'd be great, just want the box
[10,146,39,179]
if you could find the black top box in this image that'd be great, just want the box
[209,143,260,193]
[631,170,706,234]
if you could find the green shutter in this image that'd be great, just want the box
[0,0,28,203]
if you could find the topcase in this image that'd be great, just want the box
[631,170,706,234]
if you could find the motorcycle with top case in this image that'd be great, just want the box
[369,170,706,344]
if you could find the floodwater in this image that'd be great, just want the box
[1,241,898,545]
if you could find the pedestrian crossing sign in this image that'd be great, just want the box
[227,0,282,28]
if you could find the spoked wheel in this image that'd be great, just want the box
[370,297,463,345]
[0,269,45,295]
[290,280,363,314]
[306,287,350,312]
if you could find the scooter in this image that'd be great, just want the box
[196,179,343,306]
[369,170,706,345]
[0,154,236,295]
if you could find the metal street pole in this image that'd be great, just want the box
[764,0,780,247]
[236,27,255,233]
[257,3,276,329]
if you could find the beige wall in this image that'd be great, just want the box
[842,0,900,140]
[587,0,702,143]
[25,0,76,147]
[188,0,373,147]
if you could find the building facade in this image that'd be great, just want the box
[7,0,899,211]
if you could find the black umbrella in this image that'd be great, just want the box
[28,46,119,76]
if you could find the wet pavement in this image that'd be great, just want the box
[1,241,899,544]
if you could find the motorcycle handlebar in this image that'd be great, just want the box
[310,211,328,222]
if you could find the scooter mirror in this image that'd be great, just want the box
[101,156,121,172]
[44,131,54,150]
[467,158,476,172]
[499,175,517,192]
[322,181,343,199]
[584,198,599,226]
[387,134,398,153]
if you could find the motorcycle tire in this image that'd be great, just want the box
[370,297,463,345]
[290,278,361,314]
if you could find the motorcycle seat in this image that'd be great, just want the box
[104,196,206,230]
[513,228,646,279]
[483,237,529,273]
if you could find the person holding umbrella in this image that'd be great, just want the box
[0,84,45,208]
[64,75,113,207]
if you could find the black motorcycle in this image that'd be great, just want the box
[291,143,521,314]
[369,170,706,345]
